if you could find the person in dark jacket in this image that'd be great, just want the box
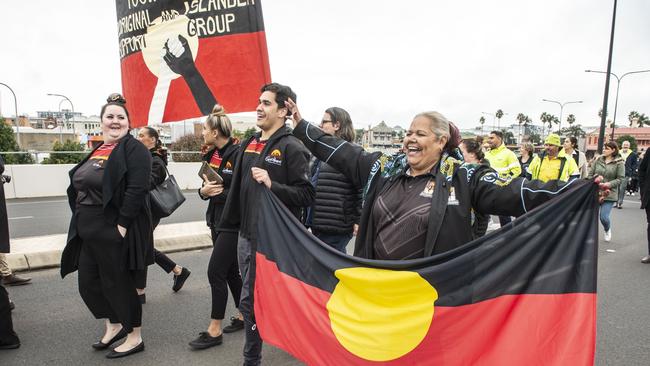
[287,99,596,260]
[0,156,19,350]
[134,127,191,303]
[616,140,637,208]
[306,107,362,253]
[638,151,650,263]
[0,156,30,287]
[189,105,244,350]
[217,83,314,366]
[459,138,490,239]
[60,94,152,358]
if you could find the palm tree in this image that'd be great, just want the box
[628,111,650,127]
[479,116,486,134]
[551,116,560,133]
[540,112,550,136]
[567,114,576,126]
[516,113,526,142]
[496,109,504,129]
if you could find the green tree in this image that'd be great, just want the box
[559,125,586,138]
[0,119,34,164]
[495,109,504,128]
[528,133,542,145]
[540,112,559,134]
[232,129,245,141]
[479,116,486,134]
[616,135,638,152]
[516,113,528,140]
[42,140,86,164]
[628,111,650,126]
[243,127,257,140]
[500,129,516,145]
[567,114,576,126]
[170,134,203,162]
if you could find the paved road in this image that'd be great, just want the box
[2,197,649,365]
[2,248,303,366]
[5,191,206,238]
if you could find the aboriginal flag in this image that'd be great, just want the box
[115,0,271,126]
[252,180,598,365]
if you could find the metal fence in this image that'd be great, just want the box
[0,151,204,164]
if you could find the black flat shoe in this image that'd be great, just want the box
[172,267,191,292]
[105,341,144,359]
[92,328,128,350]
[0,342,20,350]
[189,332,222,350]
[223,316,244,333]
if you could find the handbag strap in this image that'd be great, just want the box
[162,163,171,178]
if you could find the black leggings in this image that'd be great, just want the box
[76,206,141,332]
[133,216,176,289]
[646,206,650,255]
[208,229,242,320]
[133,249,177,289]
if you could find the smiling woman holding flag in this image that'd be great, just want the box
[286,99,598,260]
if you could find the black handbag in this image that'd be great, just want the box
[150,165,186,218]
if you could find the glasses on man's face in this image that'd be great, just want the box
[320,120,334,127]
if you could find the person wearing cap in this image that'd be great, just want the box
[528,134,580,183]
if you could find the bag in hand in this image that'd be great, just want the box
[150,167,186,218]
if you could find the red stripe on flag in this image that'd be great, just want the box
[254,253,596,366]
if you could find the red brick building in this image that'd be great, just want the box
[585,127,650,153]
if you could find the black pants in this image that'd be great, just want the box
[208,229,242,320]
[238,235,262,366]
[498,215,512,227]
[0,283,18,346]
[76,206,142,333]
[133,249,177,289]
[646,206,650,255]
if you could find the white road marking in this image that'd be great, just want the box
[7,200,67,206]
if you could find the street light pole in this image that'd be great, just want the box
[585,69,650,140]
[542,99,583,132]
[593,0,618,154]
[0,82,20,147]
[47,93,76,139]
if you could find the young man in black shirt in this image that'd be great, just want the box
[218,83,314,365]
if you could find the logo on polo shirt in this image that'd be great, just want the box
[265,149,283,166]
[222,161,233,175]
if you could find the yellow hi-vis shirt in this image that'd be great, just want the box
[484,144,521,180]
[528,150,579,183]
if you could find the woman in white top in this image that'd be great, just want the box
[563,137,588,178]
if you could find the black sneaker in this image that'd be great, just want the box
[172,267,191,292]
[189,332,222,350]
[223,317,245,333]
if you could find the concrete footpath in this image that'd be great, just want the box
[5,221,212,271]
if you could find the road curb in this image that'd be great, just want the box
[5,221,213,272]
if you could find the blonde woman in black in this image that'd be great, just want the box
[61,94,153,358]
[189,105,244,349]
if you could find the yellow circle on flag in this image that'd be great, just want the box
[326,267,438,361]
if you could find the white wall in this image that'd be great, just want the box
[4,162,203,199]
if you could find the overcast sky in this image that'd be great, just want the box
[1,0,648,131]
